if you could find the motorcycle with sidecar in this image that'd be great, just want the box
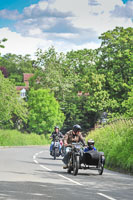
[64,142,105,175]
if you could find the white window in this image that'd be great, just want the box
[20,88,26,98]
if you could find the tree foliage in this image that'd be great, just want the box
[0,38,7,49]
[30,28,133,131]
[122,88,133,117]
[28,88,65,134]
[0,27,132,133]
[63,49,110,129]
[0,53,36,84]
[97,27,133,114]
[0,66,8,77]
[31,47,75,98]
[0,72,28,128]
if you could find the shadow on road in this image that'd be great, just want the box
[0,181,93,200]
[39,156,63,161]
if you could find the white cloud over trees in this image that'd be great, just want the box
[0,0,132,56]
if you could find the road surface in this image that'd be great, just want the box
[0,146,132,200]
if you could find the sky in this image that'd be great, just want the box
[0,0,132,57]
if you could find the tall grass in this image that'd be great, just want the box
[86,119,133,174]
[0,129,51,146]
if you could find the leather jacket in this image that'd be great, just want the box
[51,131,63,141]
[64,130,85,146]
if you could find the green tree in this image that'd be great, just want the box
[97,27,133,114]
[32,47,115,131]
[0,53,36,84]
[32,47,75,99]
[122,87,133,117]
[28,88,65,134]
[0,71,28,128]
[63,49,114,129]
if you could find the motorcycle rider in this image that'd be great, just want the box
[50,126,63,155]
[62,124,85,168]
[84,139,97,152]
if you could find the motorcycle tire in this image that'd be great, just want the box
[54,149,56,160]
[98,156,104,175]
[67,167,72,174]
[73,155,80,176]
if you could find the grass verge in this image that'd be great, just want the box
[86,119,133,174]
[0,129,51,146]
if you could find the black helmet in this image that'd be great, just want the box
[73,124,81,133]
[55,126,59,129]
[87,139,94,149]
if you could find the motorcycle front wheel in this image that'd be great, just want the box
[73,155,80,176]
[67,167,72,174]
[54,148,56,160]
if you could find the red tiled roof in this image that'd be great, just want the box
[16,86,29,91]
[77,91,82,96]
[77,91,89,96]
[23,73,34,81]
[16,73,34,91]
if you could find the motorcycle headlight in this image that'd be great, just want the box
[66,147,71,153]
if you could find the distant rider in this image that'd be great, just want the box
[62,124,85,168]
[50,126,63,155]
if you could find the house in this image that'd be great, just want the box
[16,73,34,98]
[77,91,89,97]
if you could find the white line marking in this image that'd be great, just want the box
[34,160,38,164]
[33,151,82,186]
[98,193,117,200]
[40,165,52,171]
[58,174,82,185]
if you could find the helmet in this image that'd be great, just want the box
[73,124,81,133]
[87,139,95,149]
[55,126,59,130]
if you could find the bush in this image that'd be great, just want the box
[86,119,133,174]
[0,129,51,146]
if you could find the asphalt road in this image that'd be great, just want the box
[0,146,132,200]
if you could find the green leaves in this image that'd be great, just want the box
[97,26,133,114]
[1,27,132,132]
[0,38,7,49]
[28,88,65,134]
[122,88,133,117]
[0,53,36,80]
[87,119,133,173]
[0,72,28,128]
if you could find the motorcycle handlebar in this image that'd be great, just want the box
[65,142,84,148]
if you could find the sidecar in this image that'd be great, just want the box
[80,150,105,175]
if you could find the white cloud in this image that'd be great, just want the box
[50,0,132,34]
[53,33,79,39]
[0,0,132,57]
[0,9,21,20]
[111,1,133,19]
[0,28,52,58]
[28,28,43,36]
[38,1,48,10]
[54,40,101,53]
[0,27,100,57]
